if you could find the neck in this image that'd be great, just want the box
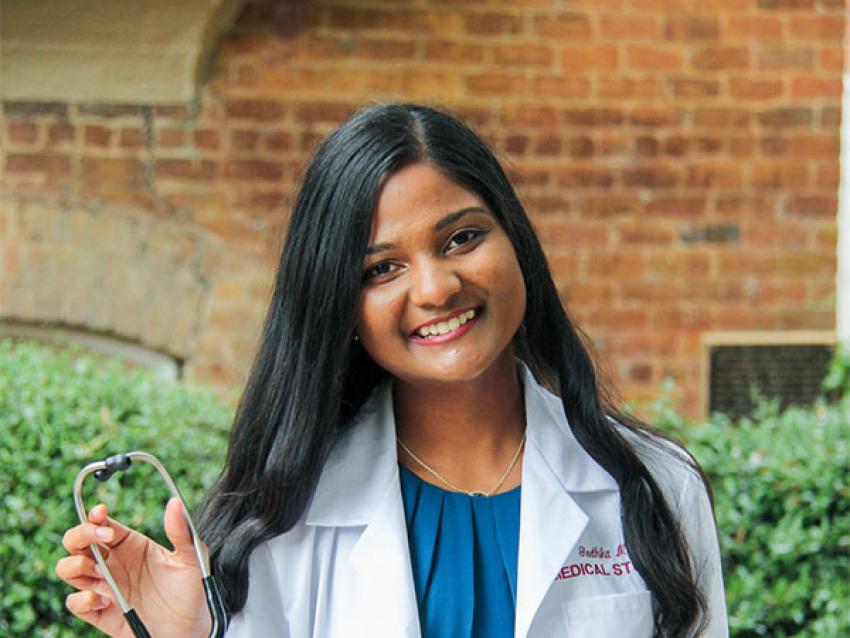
[392,350,526,492]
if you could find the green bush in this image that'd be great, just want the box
[649,373,850,636]
[0,340,233,637]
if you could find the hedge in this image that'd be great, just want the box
[2,339,848,636]
[0,340,233,637]
[648,351,850,636]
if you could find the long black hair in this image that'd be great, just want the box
[198,103,711,636]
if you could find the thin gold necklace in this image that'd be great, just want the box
[397,431,526,497]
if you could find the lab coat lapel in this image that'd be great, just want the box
[349,476,421,637]
[514,364,618,638]
[306,381,421,637]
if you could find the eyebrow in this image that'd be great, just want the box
[365,206,489,256]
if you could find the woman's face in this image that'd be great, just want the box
[356,162,526,386]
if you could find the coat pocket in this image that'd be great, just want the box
[562,591,653,637]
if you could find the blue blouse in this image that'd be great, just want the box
[398,464,521,638]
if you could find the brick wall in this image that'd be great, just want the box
[1,0,843,415]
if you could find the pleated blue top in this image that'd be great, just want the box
[399,464,521,638]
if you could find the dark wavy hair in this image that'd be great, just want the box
[198,103,712,636]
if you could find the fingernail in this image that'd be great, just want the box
[95,527,112,541]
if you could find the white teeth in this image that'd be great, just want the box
[416,309,478,339]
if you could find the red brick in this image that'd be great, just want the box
[729,77,784,99]
[80,158,142,183]
[821,106,841,127]
[354,38,417,60]
[693,46,750,70]
[534,13,592,39]
[561,44,618,71]
[6,152,71,175]
[788,15,844,40]
[686,163,742,188]
[594,81,652,105]
[466,72,526,96]
[694,108,750,128]
[556,166,616,188]
[635,136,659,157]
[505,134,528,155]
[790,75,842,99]
[729,137,756,157]
[225,100,284,121]
[424,41,486,63]
[563,108,623,127]
[568,136,595,158]
[500,105,560,128]
[7,122,39,144]
[329,7,394,30]
[223,160,284,181]
[493,43,552,66]
[629,107,683,127]
[532,75,590,98]
[534,135,562,156]
[155,159,217,180]
[669,77,720,97]
[231,130,259,152]
[465,13,524,35]
[662,136,689,156]
[627,45,684,71]
[785,194,837,217]
[565,282,617,305]
[193,129,220,151]
[646,197,707,216]
[120,128,147,148]
[43,124,74,147]
[396,10,464,34]
[757,0,815,8]
[537,220,610,247]
[617,220,675,246]
[815,163,840,188]
[664,15,719,40]
[84,125,111,148]
[750,162,810,188]
[580,195,642,218]
[157,128,185,148]
[758,107,813,127]
[623,166,679,188]
[266,131,293,152]
[786,134,840,158]
[402,70,464,99]
[757,47,813,70]
[818,47,844,71]
[585,252,645,278]
[725,16,784,41]
[599,15,659,39]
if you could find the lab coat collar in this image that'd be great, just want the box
[304,361,618,638]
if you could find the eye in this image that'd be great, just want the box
[363,261,400,282]
[445,229,485,252]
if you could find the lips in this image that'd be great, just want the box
[410,306,479,338]
[409,306,482,346]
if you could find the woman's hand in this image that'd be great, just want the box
[55,497,212,638]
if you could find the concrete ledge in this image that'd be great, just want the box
[0,0,242,104]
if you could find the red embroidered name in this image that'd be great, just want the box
[555,561,635,581]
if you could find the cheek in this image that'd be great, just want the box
[356,287,403,341]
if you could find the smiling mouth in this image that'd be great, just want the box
[410,307,481,345]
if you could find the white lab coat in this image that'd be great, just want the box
[226,363,728,637]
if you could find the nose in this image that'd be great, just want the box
[408,258,462,309]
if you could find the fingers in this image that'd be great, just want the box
[65,589,112,618]
[62,505,133,555]
[163,497,200,565]
[55,553,101,588]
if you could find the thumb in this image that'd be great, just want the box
[163,497,200,565]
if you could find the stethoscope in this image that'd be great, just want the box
[74,452,227,638]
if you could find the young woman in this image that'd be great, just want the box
[57,104,727,637]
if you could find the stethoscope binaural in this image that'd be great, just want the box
[73,452,227,638]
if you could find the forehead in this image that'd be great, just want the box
[369,163,487,241]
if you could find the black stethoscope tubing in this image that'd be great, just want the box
[73,452,227,638]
